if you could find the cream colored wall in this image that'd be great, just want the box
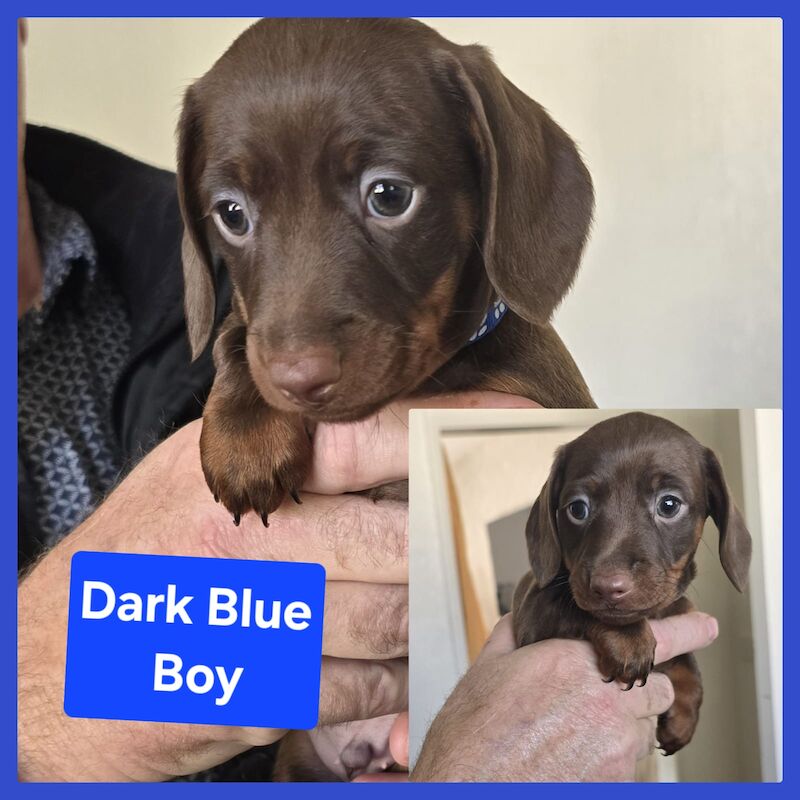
[24,18,781,408]
[25,19,258,170]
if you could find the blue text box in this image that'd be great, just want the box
[64,551,325,729]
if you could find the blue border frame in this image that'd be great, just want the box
[4,3,790,794]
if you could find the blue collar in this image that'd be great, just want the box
[467,298,508,345]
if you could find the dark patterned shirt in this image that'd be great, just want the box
[18,182,131,549]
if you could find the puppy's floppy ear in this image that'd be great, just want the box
[176,85,216,360]
[437,45,594,324]
[705,448,752,592]
[525,446,566,589]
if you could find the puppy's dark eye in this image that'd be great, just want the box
[214,200,250,237]
[657,495,682,518]
[367,180,414,218]
[566,500,590,523]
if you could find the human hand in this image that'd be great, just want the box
[18,391,534,781]
[411,612,719,782]
[18,417,407,780]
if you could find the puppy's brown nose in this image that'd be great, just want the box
[269,348,341,405]
[590,572,633,604]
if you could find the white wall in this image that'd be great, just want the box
[427,19,782,409]
[25,19,258,171]
[24,18,781,408]
[739,409,783,780]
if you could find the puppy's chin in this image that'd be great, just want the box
[571,586,681,627]
[588,607,652,626]
[250,363,423,423]
[267,390,391,423]
[569,584,646,626]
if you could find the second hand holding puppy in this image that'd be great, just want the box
[413,612,719,782]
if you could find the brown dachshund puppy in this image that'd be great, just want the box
[512,412,752,755]
[177,18,595,525]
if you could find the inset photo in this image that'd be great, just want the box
[409,409,781,782]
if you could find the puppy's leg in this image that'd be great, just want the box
[367,481,408,503]
[511,571,543,646]
[512,572,594,646]
[201,310,311,525]
[655,652,702,755]
[652,596,703,754]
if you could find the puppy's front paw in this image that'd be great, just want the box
[590,621,656,691]
[200,402,311,526]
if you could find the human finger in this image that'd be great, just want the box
[197,494,407,584]
[322,582,407,659]
[651,613,718,665]
[389,711,409,767]
[635,716,658,760]
[318,657,408,725]
[478,614,517,659]
[621,671,675,720]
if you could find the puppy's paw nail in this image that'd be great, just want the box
[602,676,615,684]
[290,489,302,505]
[639,676,647,687]
[213,493,220,503]
[261,512,270,527]
[624,680,636,691]
[232,513,241,526]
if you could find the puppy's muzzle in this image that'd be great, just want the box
[589,569,634,604]
[269,345,342,408]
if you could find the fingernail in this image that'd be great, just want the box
[706,616,719,641]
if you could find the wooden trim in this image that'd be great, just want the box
[444,452,490,662]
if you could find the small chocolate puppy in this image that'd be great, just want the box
[177,18,595,525]
[512,412,752,755]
